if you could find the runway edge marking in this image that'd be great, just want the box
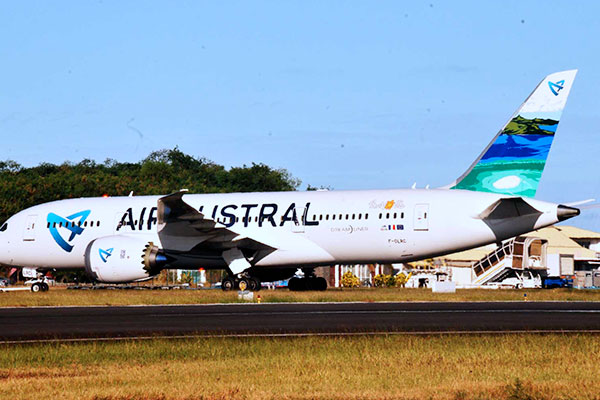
[3,330,600,345]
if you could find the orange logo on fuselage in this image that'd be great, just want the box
[384,201,395,210]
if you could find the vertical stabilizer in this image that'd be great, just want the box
[450,70,577,197]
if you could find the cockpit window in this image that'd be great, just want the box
[0,223,7,232]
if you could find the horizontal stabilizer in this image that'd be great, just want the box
[564,198,596,207]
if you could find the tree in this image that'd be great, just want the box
[0,148,301,225]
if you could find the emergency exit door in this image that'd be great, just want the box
[413,204,429,231]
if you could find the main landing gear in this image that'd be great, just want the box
[288,276,327,291]
[221,275,261,291]
[288,268,327,291]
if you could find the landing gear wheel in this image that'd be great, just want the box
[247,277,261,291]
[31,282,42,293]
[41,282,49,292]
[315,277,327,291]
[238,278,250,291]
[222,277,236,291]
[288,277,301,291]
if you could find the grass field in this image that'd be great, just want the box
[1,286,600,307]
[1,334,598,399]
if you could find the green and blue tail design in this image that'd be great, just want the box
[450,70,577,197]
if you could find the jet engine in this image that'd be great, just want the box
[84,235,169,283]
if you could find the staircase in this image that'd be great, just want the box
[472,239,515,285]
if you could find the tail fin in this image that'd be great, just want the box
[449,69,577,197]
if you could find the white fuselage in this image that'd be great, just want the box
[0,188,563,272]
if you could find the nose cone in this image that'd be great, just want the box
[557,205,581,222]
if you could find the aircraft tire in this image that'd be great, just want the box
[238,278,250,291]
[288,277,301,291]
[304,278,314,291]
[221,277,236,291]
[41,282,49,292]
[315,277,327,291]
[31,283,42,293]
[248,277,261,291]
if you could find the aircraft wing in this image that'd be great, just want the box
[157,190,275,253]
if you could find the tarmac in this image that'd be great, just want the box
[1,301,600,342]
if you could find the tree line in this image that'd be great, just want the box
[0,148,301,224]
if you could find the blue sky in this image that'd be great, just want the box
[1,1,599,230]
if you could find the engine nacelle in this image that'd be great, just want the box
[84,235,168,283]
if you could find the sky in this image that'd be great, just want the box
[1,1,599,230]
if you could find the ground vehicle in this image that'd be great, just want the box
[542,276,573,288]
[487,271,542,289]
[0,277,8,287]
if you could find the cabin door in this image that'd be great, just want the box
[291,206,305,233]
[413,204,429,231]
[23,214,38,241]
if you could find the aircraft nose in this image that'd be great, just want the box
[0,225,11,265]
[557,205,580,222]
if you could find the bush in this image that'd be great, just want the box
[395,272,411,288]
[373,274,386,287]
[374,274,397,288]
[340,271,360,288]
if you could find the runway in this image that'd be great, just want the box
[2,301,600,342]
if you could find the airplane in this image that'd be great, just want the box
[0,70,582,291]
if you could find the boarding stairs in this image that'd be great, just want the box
[471,236,546,286]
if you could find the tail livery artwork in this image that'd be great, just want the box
[450,70,577,197]
[0,70,582,290]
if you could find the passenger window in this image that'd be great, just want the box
[358,214,362,220]
[319,215,323,221]
[59,222,63,228]
[84,221,88,227]
[345,214,349,220]
[97,221,101,227]
[313,215,316,221]
[332,215,336,220]
[386,213,390,219]
[365,214,369,220]
[326,215,329,220]
[394,213,397,219]
[401,212,404,219]
[379,213,382,219]
[47,222,50,228]
[352,214,355,220]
